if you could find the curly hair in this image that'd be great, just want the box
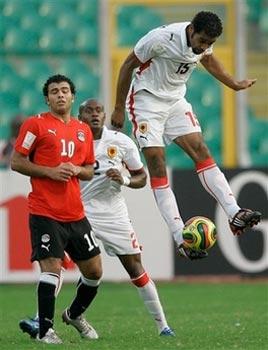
[42,74,76,96]
[191,11,223,38]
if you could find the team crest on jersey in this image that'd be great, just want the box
[107,146,117,159]
[138,122,148,134]
[77,130,85,142]
[41,234,50,243]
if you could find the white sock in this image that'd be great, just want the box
[198,165,240,219]
[136,279,169,334]
[153,187,184,245]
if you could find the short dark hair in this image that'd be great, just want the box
[78,98,104,118]
[42,74,76,96]
[192,11,223,38]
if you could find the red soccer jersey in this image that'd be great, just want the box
[15,112,95,221]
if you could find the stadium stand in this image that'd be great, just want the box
[117,5,164,46]
[0,0,100,142]
[0,0,266,167]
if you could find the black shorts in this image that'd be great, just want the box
[30,214,100,262]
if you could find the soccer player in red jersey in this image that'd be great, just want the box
[11,75,102,344]
[19,99,175,339]
[111,11,261,258]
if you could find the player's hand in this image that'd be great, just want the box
[49,163,80,181]
[111,107,125,129]
[234,79,257,91]
[64,162,81,176]
[106,168,124,185]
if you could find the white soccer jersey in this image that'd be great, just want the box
[80,127,143,256]
[81,126,143,220]
[132,22,213,99]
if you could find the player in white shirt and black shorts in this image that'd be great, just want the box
[111,11,261,259]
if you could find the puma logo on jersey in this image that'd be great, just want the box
[48,129,57,135]
[41,244,50,252]
[169,33,174,41]
[139,135,148,141]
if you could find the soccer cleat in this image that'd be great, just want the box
[229,209,262,235]
[19,317,39,338]
[178,246,208,260]
[159,327,175,336]
[62,308,98,339]
[36,328,63,344]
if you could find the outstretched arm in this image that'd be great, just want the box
[201,54,256,91]
[111,51,142,129]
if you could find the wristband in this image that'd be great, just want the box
[122,176,130,186]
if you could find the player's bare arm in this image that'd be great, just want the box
[111,51,142,129]
[106,167,146,188]
[201,54,257,91]
[74,163,94,181]
[49,162,94,181]
[11,151,74,182]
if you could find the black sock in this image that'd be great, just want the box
[38,282,56,338]
[69,281,98,319]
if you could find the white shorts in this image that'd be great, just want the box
[90,219,141,257]
[126,89,202,148]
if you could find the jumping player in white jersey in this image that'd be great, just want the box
[19,99,175,338]
[111,11,261,256]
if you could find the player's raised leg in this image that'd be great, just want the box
[174,132,262,234]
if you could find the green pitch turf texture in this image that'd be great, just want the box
[0,281,267,350]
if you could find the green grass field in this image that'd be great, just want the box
[0,281,267,350]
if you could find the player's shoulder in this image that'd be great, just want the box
[148,22,189,49]
[72,118,91,131]
[105,129,137,149]
[169,22,189,29]
[21,112,47,126]
[167,22,190,39]
[156,22,188,34]
[107,129,133,143]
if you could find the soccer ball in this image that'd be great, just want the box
[182,216,217,251]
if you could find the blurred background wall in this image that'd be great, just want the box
[0,0,267,282]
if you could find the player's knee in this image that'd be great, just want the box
[88,262,103,280]
[77,256,103,280]
[191,141,211,162]
[143,149,166,177]
[127,262,144,279]
[83,268,102,280]
[39,257,62,275]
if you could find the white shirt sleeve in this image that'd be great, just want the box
[134,29,166,63]
[122,137,144,170]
